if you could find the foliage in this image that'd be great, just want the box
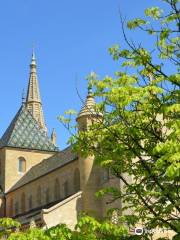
[8,228,49,240]
[45,224,73,240]
[1,1,179,240]
[60,0,180,239]
[0,218,20,238]
[0,215,128,240]
[45,215,128,240]
[74,214,128,240]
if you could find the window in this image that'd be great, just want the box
[45,188,50,204]
[18,157,26,173]
[64,181,69,198]
[21,193,26,213]
[28,195,33,210]
[54,178,60,201]
[37,186,42,206]
[74,168,80,192]
[15,201,19,215]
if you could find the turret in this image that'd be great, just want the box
[76,86,103,218]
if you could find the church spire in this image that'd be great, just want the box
[26,51,47,132]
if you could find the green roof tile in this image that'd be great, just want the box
[0,105,59,152]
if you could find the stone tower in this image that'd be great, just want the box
[76,88,103,218]
[0,53,58,208]
[26,51,47,132]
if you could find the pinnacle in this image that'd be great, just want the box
[77,89,96,118]
[26,52,47,132]
[31,49,36,66]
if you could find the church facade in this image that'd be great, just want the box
[0,53,120,229]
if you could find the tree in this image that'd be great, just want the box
[0,218,20,239]
[1,1,179,240]
[62,0,180,239]
[1,215,128,240]
[8,228,49,240]
[45,215,128,240]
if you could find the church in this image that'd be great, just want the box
[0,53,120,229]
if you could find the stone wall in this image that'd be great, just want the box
[2,147,54,192]
[101,170,122,218]
[5,159,80,218]
[42,191,82,229]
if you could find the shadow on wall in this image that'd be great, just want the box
[76,194,83,218]
[0,194,5,217]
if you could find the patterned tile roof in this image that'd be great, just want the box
[0,105,58,152]
[8,146,77,192]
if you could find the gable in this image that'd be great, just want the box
[7,146,77,192]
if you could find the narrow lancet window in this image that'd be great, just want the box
[54,178,60,201]
[18,157,26,173]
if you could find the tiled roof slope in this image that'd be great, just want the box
[0,105,58,152]
[8,146,77,192]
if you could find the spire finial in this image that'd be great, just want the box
[88,85,92,95]
[32,50,35,60]
[86,71,97,96]
[31,46,36,66]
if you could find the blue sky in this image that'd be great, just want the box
[0,0,168,149]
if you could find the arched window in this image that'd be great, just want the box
[9,198,13,216]
[28,195,33,210]
[21,192,26,213]
[18,157,26,173]
[45,188,50,204]
[74,168,80,192]
[64,181,69,198]
[54,178,60,201]
[37,186,42,206]
[15,201,19,215]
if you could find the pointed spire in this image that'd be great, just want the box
[26,50,47,132]
[51,128,57,145]
[77,87,96,118]
[76,85,102,133]
[31,49,36,66]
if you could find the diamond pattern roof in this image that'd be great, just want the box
[0,105,58,152]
